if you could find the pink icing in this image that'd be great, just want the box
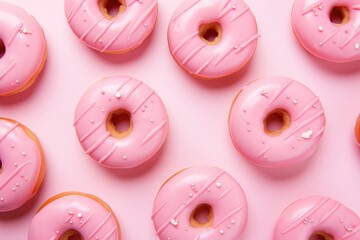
[292,0,360,62]
[274,196,360,239]
[0,119,43,212]
[74,76,168,169]
[0,3,46,95]
[168,0,259,79]
[28,193,120,240]
[228,76,326,168]
[64,0,158,53]
[152,166,248,240]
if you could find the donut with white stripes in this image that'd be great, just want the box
[64,0,158,53]
[274,196,360,240]
[74,76,168,169]
[228,76,326,168]
[0,118,45,212]
[167,0,259,79]
[28,192,120,240]
[152,166,248,240]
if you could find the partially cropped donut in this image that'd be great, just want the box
[152,166,248,240]
[0,3,47,96]
[274,196,360,239]
[74,76,168,169]
[292,0,360,62]
[228,76,326,168]
[0,118,45,212]
[64,0,158,53]
[168,0,259,79]
[28,192,120,240]
[355,115,360,147]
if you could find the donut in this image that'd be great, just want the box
[152,166,248,240]
[74,76,168,169]
[0,3,47,96]
[0,118,45,212]
[274,196,360,239]
[355,115,360,147]
[64,0,158,53]
[167,0,259,79]
[28,192,120,239]
[228,76,326,168]
[292,0,360,62]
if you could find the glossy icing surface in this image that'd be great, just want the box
[292,0,360,62]
[28,192,120,240]
[274,196,360,239]
[0,3,46,95]
[152,166,248,240]
[64,0,158,53]
[168,0,259,79]
[229,76,326,168]
[74,76,168,169]
[0,118,43,212]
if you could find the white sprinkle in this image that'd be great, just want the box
[318,26,324,32]
[69,220,73,224]
[144,23,148,27]
[286,95,290,99]
[216,182,222,188]
[11,144,14,148]
[123,156,127,160]
[22,152,26,156]
[77,213,83,218]
[68,211,74,215]
[232,5,236,9]
[301,129,313,139]
[101,109,105,113]
[183,201,186,205]
[355,43,360,50]
[234,45,238,49]
[12,187,15,191]
[14,163,18,167]
[0,197,4,201]
[231,220,235,224]
[56,230,59,234]
[339,218,344,223]
[95,237,99,240]
[263,154,267,159]
[115,92,121,98]
[170,218,178,226]
[319,4,323,9]
[138,0,143,2]
[189,193,193,197]
[24,177,28,181]
[16,183,19,187]
[90,120,94,124]
[312,104,317,108]
[227,224,231,228]
[219,230,224,235]
[292,99,298,104]
[15,79,19,84]
[291,145,296,149]
[207,188,211,192]
[99,39,102,43]
[150,118,154,123]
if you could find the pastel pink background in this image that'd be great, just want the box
[1,0,360,239]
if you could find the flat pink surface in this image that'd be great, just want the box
[1,0,360,239]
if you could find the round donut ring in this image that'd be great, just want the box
[74,76,168,169]
[0,118,45,212]
[28,192,120,240]
[168,0,259,79]
[64,0,158,53]
[228,76,326,168]
[0,3,47,96]
[292,0,360,62]
[274,196,360,240]
[152,166,248,240]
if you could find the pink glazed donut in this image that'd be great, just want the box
[28,192,120,240]
[0,118,45,212]
[292,0,360,62]
[228,76,326,168]
[0,3,47,96]
[74,76,168,169]
[64,0,158,53]
[168,0,259,79]
[152,166,248,240]
[274,196,360,239]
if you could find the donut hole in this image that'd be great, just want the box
[264,109,291,136]
[107,109,133,139]
[329,6,350,26]
[308,231,334,240]
[60,230,84,240]
[98,0,126,19]
[199,22,222,45]
[190,204,213,227]
[0,39,5,59]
